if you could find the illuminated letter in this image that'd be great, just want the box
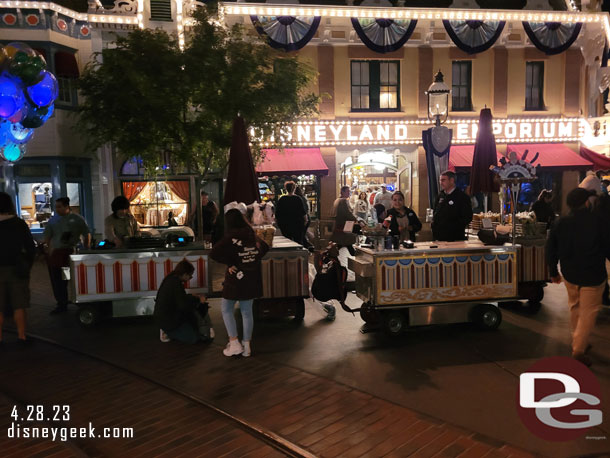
[457,123,469,139]
[505,122,517,138]
[543,123,555,138]
[297,125,310,142]
[472,124,478,139]
[314,125,326,142]
[377,124,390,141]
[559,122,572,137]
[534,122,541,138]
[359,125,374,141]
[520,123,532,138]
[329,124,343,141]
[395,125,408,140]
[346,125,358,141]
[492,122,502,135]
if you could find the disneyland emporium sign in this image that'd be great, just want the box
[259,118,583,147]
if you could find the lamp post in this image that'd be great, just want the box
[425,70,450,127]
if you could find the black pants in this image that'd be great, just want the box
[48,264,69,306]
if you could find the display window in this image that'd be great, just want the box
[258,174,320,219]
[122,180,190,227]
[17,182,54,229]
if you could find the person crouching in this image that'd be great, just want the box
[154,260,213,344]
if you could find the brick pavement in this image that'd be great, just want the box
[0,260,541,457]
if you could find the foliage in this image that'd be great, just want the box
[77,3,320,176]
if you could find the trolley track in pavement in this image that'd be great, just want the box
[1,330,315,458]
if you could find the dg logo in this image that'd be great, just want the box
[517,356,602,441]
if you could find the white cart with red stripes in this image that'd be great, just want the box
[69,246,210,326]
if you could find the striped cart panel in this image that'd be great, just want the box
[70,251,209,302]
[377,252,517,306]
[260,254,309,299]
[517,242,549,282]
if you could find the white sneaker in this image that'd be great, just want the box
[160,329,170,343]
[223,340,244,357]
[209,328,215,339]
[242,340,251,357]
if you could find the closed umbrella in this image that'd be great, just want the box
[470,107,499,209]
[223,115,261,206]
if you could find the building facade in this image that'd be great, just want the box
[1,0,609,237]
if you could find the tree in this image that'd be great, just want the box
[77,4,320,176]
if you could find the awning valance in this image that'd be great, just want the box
[507,144,592,170]
[449,143,593,171]
[580,146,610,171]
[257,148,328,176]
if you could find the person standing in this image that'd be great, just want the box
[354,191,370,221]
[210,208,269,357]
[331,186,360,255]
[294,186,312,249]
[104,195,139,247]
[431,171,473,242]
[0,192,36,344]
[547,187,610,367]
[200,192,219,242]
[373,185,392,211]
[530,190,555,229]
[386,191,422,242]
[275,181,306,244]
[43,197,91,314]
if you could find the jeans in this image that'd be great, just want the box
[221,298,254,341]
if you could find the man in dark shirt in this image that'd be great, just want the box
[432,171,473,241]
[546,187,610,367]
[275,181,306,244]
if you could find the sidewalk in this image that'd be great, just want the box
[3,260,538,457]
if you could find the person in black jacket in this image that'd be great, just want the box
[546,187,610,367]
[210,208,269,358]
[432,171,473,241]
[0,192,36,345]
[386,191,422,242]
[530,189,555,229]
[153,260,212,344]
[275,181,306,244]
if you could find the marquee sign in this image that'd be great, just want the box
[257,117,584,147]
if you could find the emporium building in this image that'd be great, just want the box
[1,0,610,239]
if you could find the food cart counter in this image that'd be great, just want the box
[70,237,309,325]
[348,241,518,335]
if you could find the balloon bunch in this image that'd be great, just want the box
[0,42,58,162]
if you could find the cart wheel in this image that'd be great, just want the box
[360,303,381,324]
[472,304,502,330]
[383,311,407,337]
[78,304,101,327]
[294,299,305,322]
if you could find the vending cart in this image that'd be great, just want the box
[349,241,519,335]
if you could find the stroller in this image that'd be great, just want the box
[311,242,358,320]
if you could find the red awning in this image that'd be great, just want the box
[580,146,610,171]
[506,144,592,170]
[54,51,79,78]
[449,145,502,170]
[257,148,329,176]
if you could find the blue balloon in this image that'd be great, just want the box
[4,121,33,144]
[1,142,25,162]
[0,74,24,119]
[26,70,58,107]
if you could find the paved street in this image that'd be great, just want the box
[1,258,609,456]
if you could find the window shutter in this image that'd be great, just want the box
[150,0,172,22]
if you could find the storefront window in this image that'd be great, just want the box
[122,180,190,226]
[67,182,82,215]
[17,182,53,229]
[259,175,320,219]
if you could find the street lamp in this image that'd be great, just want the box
[426,70,450,127]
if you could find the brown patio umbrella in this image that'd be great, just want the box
[470,107,500,196]
[223,115,261,206]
